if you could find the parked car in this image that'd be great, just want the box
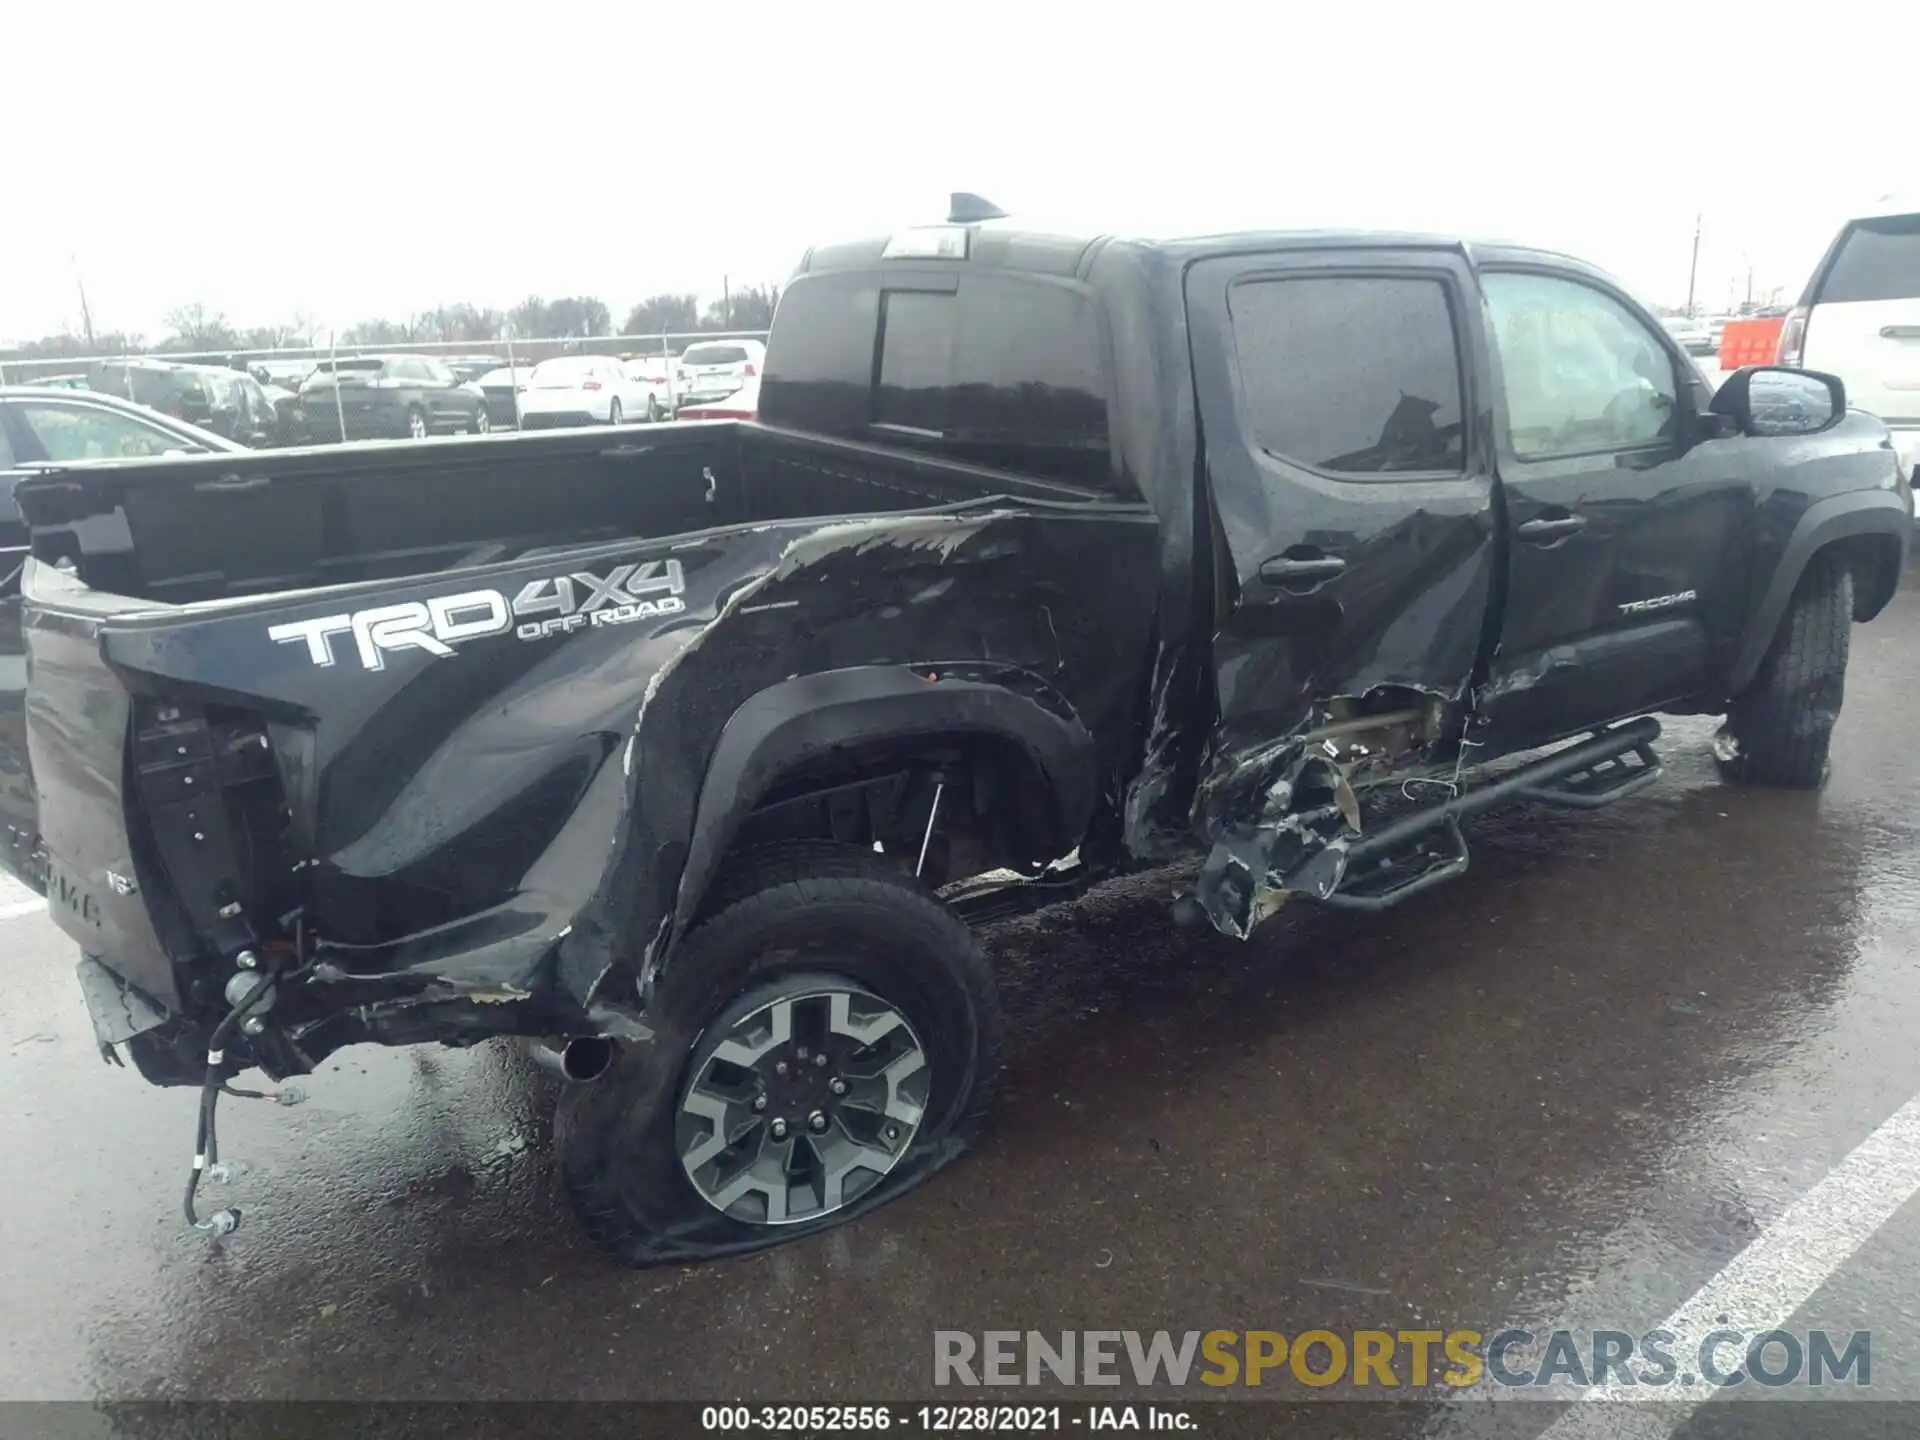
[515,355,654,428]
[673,377,758,420]
[442,354,507,384]
[21,373,88,390]
[2,219,1906,1271]
[293,354,489,441]
[87,359,284,446]
[619,358,674,422]
[1778,201,1920,481]
[250,359,317,390]
[1661,315,1718,356]
[474,366,524,430]
[673,339,765,410]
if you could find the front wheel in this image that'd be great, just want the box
[645,394,662,423]
[555,841,1002,1266]
[607,397,624,425]
[473,407,490,435]
[1716,549,1852,788]
[405,405,429,440]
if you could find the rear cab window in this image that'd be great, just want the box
[762,270,1111,487]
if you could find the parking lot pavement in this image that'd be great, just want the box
[7,573,1920,1437]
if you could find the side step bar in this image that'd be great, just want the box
[1320,716,1663,913]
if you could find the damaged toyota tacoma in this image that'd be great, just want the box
[0,215,1908,1265]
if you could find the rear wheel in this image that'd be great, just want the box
[645,395,662,423]
[473,407,490,435]
[555,841,1002,1266]
[608,397,624,425]
[405,405,428,440]
[1716,549,1852,788]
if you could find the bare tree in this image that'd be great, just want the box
[624,293,700,335]
[161,303,239,352]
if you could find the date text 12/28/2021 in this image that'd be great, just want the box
[700,1405,1197,1432]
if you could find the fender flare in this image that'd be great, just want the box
[670,664,1097,935]
[1728,489,1910,695]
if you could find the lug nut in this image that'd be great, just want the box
[796,1046,809,1061]
[752,1094,768,1112]
[808,1111,828,1133]
[885,1126,899,1142]
[769,1118,789,1141]
[814,1052,828,1067]
[775,1061,788,1076]
[240,1016,267,1036]
[235,949,259,970]
[829,1077,848,1095]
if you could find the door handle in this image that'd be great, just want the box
[1879,325,1920,340]
[1258,554,1347,590]
[1517,515,1588,543]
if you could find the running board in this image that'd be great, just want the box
[1319,717,1663,914]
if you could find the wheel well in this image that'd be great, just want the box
[726,732,1071,889]
[1827,531,1902,622]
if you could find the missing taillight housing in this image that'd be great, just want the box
[1776,306,1809,367]
[743,363,757,377]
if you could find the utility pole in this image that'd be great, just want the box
[71,253,96,348]
[1686,213,1702,319]
[722,274,731,329]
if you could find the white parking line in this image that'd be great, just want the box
[0,897,47,921]
[1539,1093,1920,1437]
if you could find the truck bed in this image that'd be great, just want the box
[13,421,1096,606]
[2,422,1154,1062]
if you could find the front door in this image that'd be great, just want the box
[1183,248,1501,790]
[1477,266,1754,749]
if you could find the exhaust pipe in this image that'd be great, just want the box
[527,1036,615,1084]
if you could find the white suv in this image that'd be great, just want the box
[674,339,766,410]
[1780,201,1920,479]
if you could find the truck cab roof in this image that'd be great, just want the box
[795,223,1609,284]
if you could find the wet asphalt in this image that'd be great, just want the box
[7,562,1920,1438]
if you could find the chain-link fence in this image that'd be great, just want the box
[0,330,771,387]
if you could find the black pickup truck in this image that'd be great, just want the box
[1,217,1908,1265]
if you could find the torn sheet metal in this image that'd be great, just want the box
[1190,741,1359,941]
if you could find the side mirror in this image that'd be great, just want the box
[1710,366,1846,438]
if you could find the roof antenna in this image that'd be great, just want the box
[948,192,1009,224]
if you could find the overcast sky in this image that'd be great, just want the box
[4,1,1913,345]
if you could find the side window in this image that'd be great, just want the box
[875,290,954,434]
[1229,276,1465,475]
[14,404,200,461]
[425,360,456,385]
[1482,272,1678,460]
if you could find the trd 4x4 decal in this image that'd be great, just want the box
[268,561,687,671]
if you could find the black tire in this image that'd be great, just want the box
[555,841,1002,1267]
[1718,549,1852,788]
[644,395,661,423]
[473,407,490,435]
[405,405,429,440]
[608,397,624,425]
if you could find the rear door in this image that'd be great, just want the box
[1184,248,1499,769]
[1801,211,1920,435]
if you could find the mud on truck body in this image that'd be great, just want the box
[0,217,1907,1263]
